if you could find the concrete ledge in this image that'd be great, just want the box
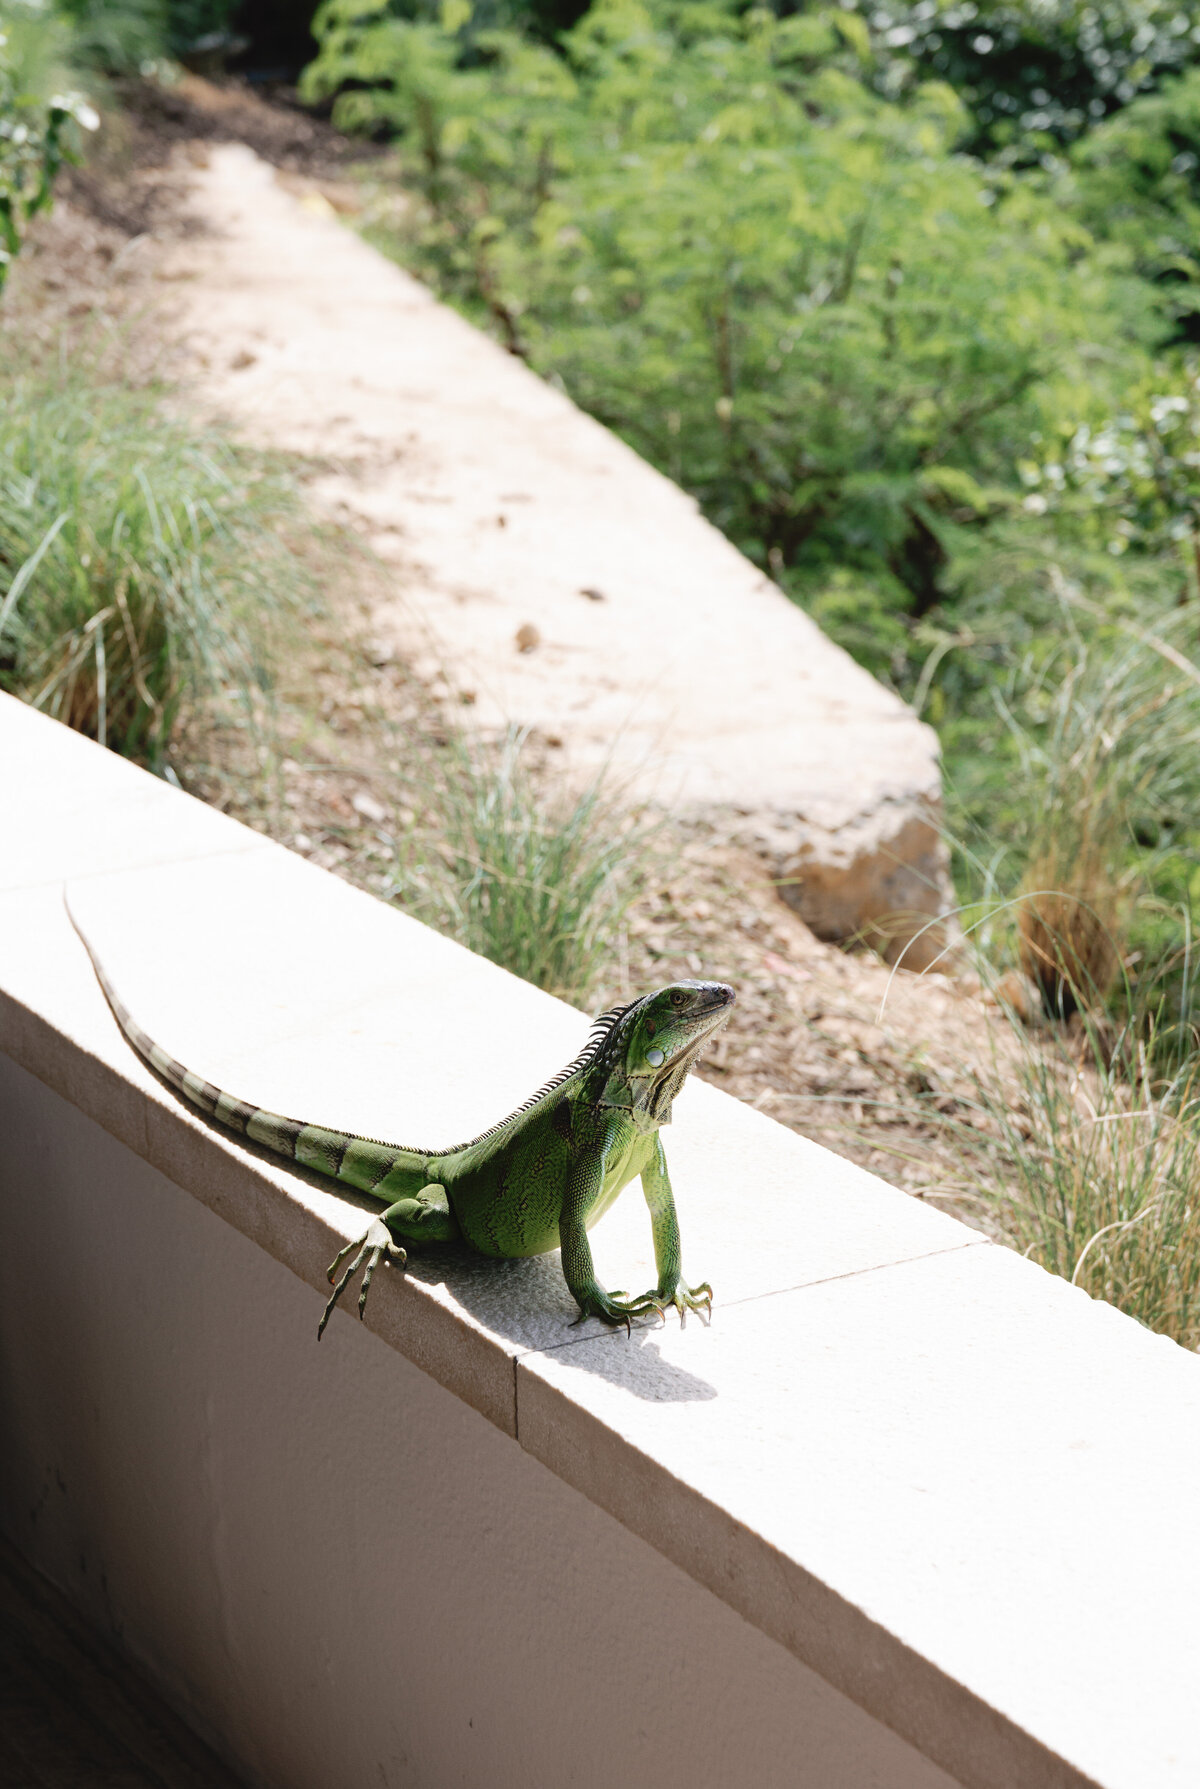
[2,693,1199,1788]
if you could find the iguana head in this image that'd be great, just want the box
[600,980,736,1128]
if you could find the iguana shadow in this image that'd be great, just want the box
[162,1117,718,1403]
[404,1248,720,1404]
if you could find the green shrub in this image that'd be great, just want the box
[855,0,1200,158]
[308,0,1161,655]
[1070,68,1200,343]
[0,0,97,291]
[0,360,305,763]
[54,0,169,73]
[53,0,242,73]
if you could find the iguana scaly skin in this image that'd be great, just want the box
[68,902,734,1337]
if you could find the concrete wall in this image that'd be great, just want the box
[0,1058,951,1789]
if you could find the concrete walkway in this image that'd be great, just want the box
[163,144,953,965]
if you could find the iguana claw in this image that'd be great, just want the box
[318,1220,407,1339]
[573,1282,711,1333]
[674,1279,713,1326]
[643,1280,714,1330]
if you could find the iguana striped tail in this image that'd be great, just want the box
[64,893,420,1197]
[67,893,637,1199]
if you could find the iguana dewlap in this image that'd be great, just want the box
[68,898,734,1336]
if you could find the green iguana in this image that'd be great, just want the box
[68,901,734,1337]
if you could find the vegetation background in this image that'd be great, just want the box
[9,0,1200,1342]
[295,0,1200,1033]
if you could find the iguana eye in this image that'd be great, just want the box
[670,990,686,1007]
[647,1047,665,1066]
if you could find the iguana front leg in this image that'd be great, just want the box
[640,1134,712,1326]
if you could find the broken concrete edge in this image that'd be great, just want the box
[737,793,963,971]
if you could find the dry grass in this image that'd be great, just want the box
[959,1028,1200,1349]
[0,349,307,763]
[1016,854,1125,1020]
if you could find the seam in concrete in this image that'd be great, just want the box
[7,839,277,897]
[520,1238,993,1359]
[719,1237,994,1310]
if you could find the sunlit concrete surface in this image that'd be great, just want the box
[2,694,1199,1788]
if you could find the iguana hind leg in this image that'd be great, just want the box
[318,1184,455,1338]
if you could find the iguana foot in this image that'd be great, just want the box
[657,1279,713,1329]
[571,1282,714,1334]
[318,1220,406,1339]
[570,1288,665,1335]
[574,1281,714,1333]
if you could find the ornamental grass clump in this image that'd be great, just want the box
[0,360,304,763]
[393,729,645,1006]
[966,1024,1200,1352]
[998,629,1133,1017]
[947,599,1200,1041]
[920,603,1200,1346]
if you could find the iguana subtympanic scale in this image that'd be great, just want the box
[68,903,734,1337]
